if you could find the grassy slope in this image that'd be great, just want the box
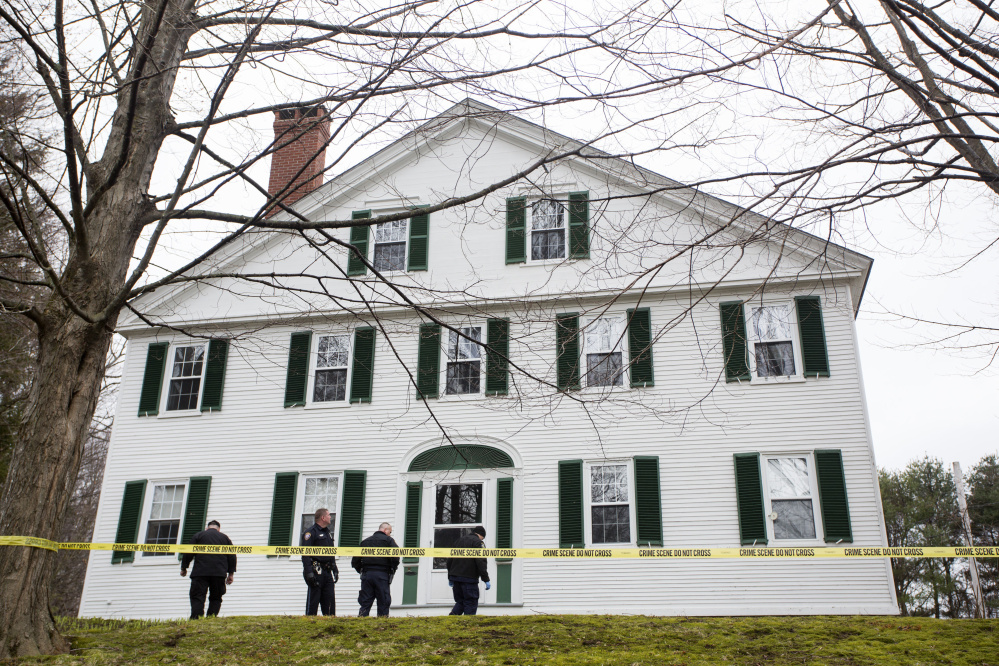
[12,616,995,665]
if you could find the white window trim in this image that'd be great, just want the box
[583,460,637,548]
[368,214,410,274]
[744,301,805,384]
[760,452,824,545]
[525,196,570,264]
[305,330,353,409]
[158,342,207,417]
[134,478,188,566]
[294,472,344,544]
[439,322,485,400]
[580,314,629,390]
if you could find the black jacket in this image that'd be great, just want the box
[351,530,400,574]
[445,533,489,582]
[180,528,237,578]
[301,522,339,574]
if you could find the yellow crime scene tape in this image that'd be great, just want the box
[2,536,998,559]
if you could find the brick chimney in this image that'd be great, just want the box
[266,106,330,216]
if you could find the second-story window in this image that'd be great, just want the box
[314,334,349,402]
[584,317,624,387]
[530,199,566,260]
[445,326,482,395]
[373,220,407,271]
[749,304,796,377]
[166,345,205,411]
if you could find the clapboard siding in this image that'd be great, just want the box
[80,282,897,618]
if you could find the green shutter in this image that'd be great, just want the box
[267,472,298,547]
[408,209,429,271]
[137,342,168,416]
[402,565,419,604]
[283,331,311,407]
[815,449,853,543]
[404,481,422,551]
[178,477,212,560]
[112,480,147,564]
[416,323,440,399]
[720,301,751,382]
[349,326,376,403]
[733,453,767,546]
[339,470,367,548]
[556,313,580,391]
[796,296,830,377]
[634,457,663,547]
[496,477,513,549]
[496,562,513,603]
[505,197,526,264]
[558,460,584,548]
[568,191,590,259]
[347,211,370,276]
[200,340,229,412]
[485,318,510,396]
[627,308,655,388]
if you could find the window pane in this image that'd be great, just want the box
[314,368,347,401]
[317,335,348,369]
[755,341,795,377]
[143,520,180,555]
[374,219,407,243]
[435,484,482,525]
[768,458,811,498]
[591,505,631,543]
[167,377,202,410]
[772,499,816,539]
[433,526,474,568]
[373,242,406,271]
[304,477,339,513]
[585,318,623,353]
[591,465,629,503]
[531,200,565,230]
[445,361,481,395]
[585,352,623,387]
[447,328,482,361]
[171,346,205,378]
[300,513,335,536]
[531,229,566,260]
[750,305,793,342]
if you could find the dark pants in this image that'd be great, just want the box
[449,580,480,616]
[358,570,392,617]
[305,568,336,616]
[190,576,227,619]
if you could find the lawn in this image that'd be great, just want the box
[12,615,995,665]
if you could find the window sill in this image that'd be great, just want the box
[157,409,203,419]
[750,375,807,385]
[517,258,580,268]
[304,401,352,410]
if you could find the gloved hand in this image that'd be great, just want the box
[448,580,453,588]
[333,573,339,584]
[485,581,491,590]
[305,571,318,588]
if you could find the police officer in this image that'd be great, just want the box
[180,520,236,619]
[351,522,400,617]
[302,508,339,615]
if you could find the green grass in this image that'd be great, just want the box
[12,615,996,665]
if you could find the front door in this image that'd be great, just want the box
[429,482,486,603]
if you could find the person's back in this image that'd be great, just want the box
[445,526,489,616]
[188,528,235,577]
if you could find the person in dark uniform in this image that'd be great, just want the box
[446,525,490,616]
[351,522,400,617]
[180,520,236,619]
[302,508,339,616]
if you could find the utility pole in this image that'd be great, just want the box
[952,462,987,619]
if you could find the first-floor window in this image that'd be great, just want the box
[749,304,795,377]
[301,476,340,534]
[590,464,630,544]
[584,317,624,387]
[166,345,205,410]
[433,483,482,568]
[143,483,185,556]
[445,326,482,395]
[314,334,349,402]
[373,220,407,271]
[765,456,817,540]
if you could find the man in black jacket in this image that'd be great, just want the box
[351,522,400,616]
[445,525,490,616]
[180,520,236,619]
[302,508,339,615]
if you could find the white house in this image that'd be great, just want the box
[79,100,899,617]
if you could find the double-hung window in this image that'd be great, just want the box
[748,304,797,378]
[372,220,408,271]
[530,199,567,260]
[166,345,205,411]
[589,464,632,544]
[143,483,186,556]
[583,317,625,387]
[445,326,482,395]
[299,475,340,534]
[764,456,819,541]
[313,335,350,402]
